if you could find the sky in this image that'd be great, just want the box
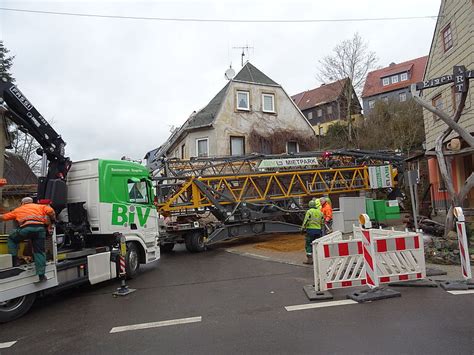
[0,0,441,162]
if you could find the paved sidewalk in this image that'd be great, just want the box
[224,233,474,280]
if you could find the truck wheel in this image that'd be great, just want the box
[0,293,36,323]
[185,231,206,253]
[160,243,175,253]
[125,242,140,279]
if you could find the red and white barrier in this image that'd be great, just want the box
[454,207,472,280]
[313,215,426,293]
[119,255,126,276]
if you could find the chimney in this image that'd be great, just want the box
[389,62,396,67]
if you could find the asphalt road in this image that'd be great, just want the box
[1,245,473,354]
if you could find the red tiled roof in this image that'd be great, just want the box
[361,56,428,98]
[291,78,348,111]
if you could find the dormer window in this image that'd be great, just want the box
[391,75,399,84]
[237,91,250,111]
[382,77,390,86]
[400,72,408,81]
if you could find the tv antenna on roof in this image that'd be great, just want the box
[233,44,254,67]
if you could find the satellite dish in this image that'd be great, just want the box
[225,67,236,80]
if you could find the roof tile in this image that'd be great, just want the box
[291,78,348,111]
[362,56,428,98]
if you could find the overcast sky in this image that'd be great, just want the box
[0,0,441,162]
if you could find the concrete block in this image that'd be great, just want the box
[303,285,333,301]
[0,254,13,270]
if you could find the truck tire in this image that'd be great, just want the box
[125,242,140,279]
[185,231,206,253]
[160,243,175,253]
[0,293,37,323]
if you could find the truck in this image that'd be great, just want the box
[0,78,160,322]
[0,77,402,322]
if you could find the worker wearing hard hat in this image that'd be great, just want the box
[320,197,333,235]
[0,197,56,282]
[301,199,324,265]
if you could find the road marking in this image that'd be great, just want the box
[285,299,358,311]
[110,316,202,333]
[447,290,474,295]
[0,341,17,349]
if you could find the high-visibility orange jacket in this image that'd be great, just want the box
[321,202,333,222]
[1,203,55,227]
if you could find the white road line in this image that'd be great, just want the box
[110,316,202,334]
[285,299,358,311]
[447,290,474,295]
[0,341,17,349]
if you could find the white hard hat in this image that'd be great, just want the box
[21,197,33,204]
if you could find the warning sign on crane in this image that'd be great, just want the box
[368,165,392,189]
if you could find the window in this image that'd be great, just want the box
[368,100,375,109]
[391,75,399,84]
[400,72,408,81]
[442,24,453,52]
[262,94,275,113]
[317,109,322,117]
[399,92,407,102]
[287,141,299,154]
[230,136,245,156]
[382,96,388,103]
[432,94,443,120]
[128,180,149,204]
[308,112,313,120]
[327,106,333,114]
[181,144,186,159]
[174,149,179,158]
[196,138,208,157]
[382,77,390,86]
[236,91,250,110]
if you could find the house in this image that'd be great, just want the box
[421,0,473,210]
[361,56,428,114]
[146,62,316,169]
[291,78,362,135]
[1,152,37,233]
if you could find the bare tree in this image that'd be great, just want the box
[7,126,43,176]
[317,33,378,141]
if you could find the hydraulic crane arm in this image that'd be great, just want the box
[0,77,71,209]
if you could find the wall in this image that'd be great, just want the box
[363,87,412,114]
[428,154,474,210]
[422,0,474,151]
[213,81,315,155]
[304,102,340,126]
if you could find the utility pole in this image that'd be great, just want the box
[233,44,254,66]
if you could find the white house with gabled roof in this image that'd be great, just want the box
[145,62,316,169]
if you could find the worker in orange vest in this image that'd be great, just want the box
[320,197,333,235]
[0,197,55,282]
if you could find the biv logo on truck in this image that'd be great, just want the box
[111,203,151,227]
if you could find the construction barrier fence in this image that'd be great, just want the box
[313,225,426,292]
